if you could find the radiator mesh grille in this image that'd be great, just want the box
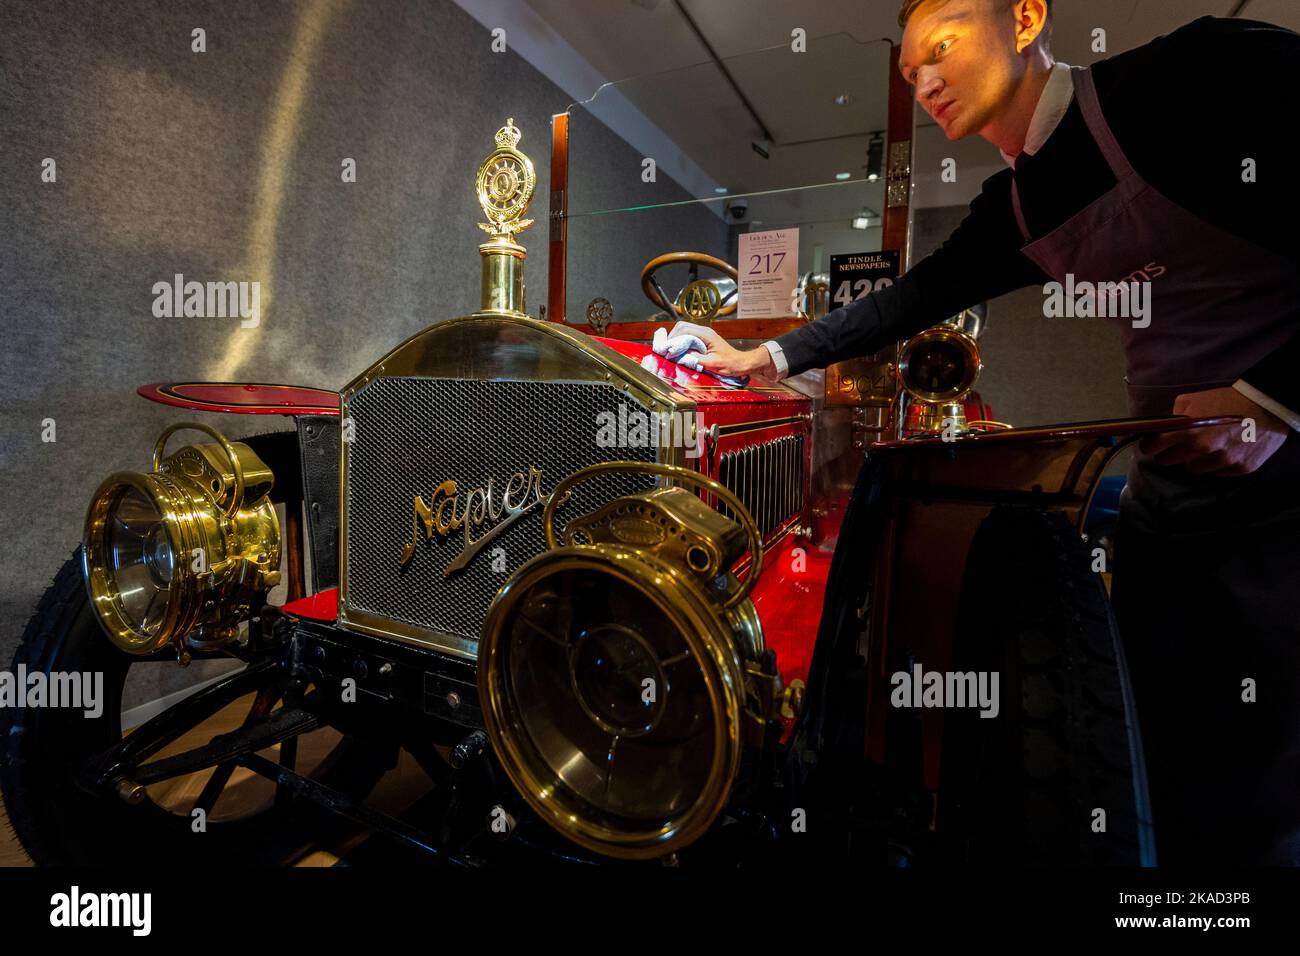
[343,378,657,647]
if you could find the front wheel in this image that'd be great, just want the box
[0,550,390,866]
[937,505,1156,865]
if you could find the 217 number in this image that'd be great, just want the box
[748,252,786,274]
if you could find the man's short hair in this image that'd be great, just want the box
[897,0,1054,30]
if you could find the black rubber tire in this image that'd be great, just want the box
[0,550,389,866]
[937,505,1156,865]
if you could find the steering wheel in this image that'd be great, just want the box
[640,252,739,319]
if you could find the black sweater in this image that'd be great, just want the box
[773,16,1300,412]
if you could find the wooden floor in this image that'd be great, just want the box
[0,692,436,867]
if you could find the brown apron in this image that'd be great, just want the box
[1011,66,1300,864]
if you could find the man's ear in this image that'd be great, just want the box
[1012,0,1050,54]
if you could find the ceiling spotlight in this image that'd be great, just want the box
[868,173,880,182]
[835,172,851,181]
[714,187,728,194]
[834,93,851,106]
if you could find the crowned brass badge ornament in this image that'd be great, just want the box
[476,118,536,316]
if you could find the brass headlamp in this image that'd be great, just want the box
[479,462,801,861]
[82,422,281,656]
[898,306,985,435]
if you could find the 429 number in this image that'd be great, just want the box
[833,276,894,307]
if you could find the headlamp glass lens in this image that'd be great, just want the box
[505,568,715,822]
[912,340,966,394]
[106,487,172,635]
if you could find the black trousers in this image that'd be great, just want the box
[1111,451,1300,865]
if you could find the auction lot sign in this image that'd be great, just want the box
[826,250,902,406]
[738,228,800,319]
[829,250,900,307]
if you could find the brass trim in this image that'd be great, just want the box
[712,415,805,438]
[152,422,246,518]
[730,516,802,577]
[541,461,763,608]
[479,546,747,860]
[83,428,280,656]
[339,313,688,411]
[339,606,479,660]
[336,313,693,657]
[898,325,981,403]
[678,279,722,324]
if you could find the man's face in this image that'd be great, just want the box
[899,0,1025,140]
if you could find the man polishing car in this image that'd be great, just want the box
[690,1,1300,865]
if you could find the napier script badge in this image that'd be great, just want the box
[400,466,563,577]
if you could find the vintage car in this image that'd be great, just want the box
[5,109,1222,868]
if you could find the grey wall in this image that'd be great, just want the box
[0,0,725,666]
[911,205,1131,427]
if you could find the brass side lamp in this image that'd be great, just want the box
[898,305,985,436]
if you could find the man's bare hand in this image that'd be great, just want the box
[687,327,778,379]
[1139,386,1291,476]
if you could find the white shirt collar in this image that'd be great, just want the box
[999,61,1078,166]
